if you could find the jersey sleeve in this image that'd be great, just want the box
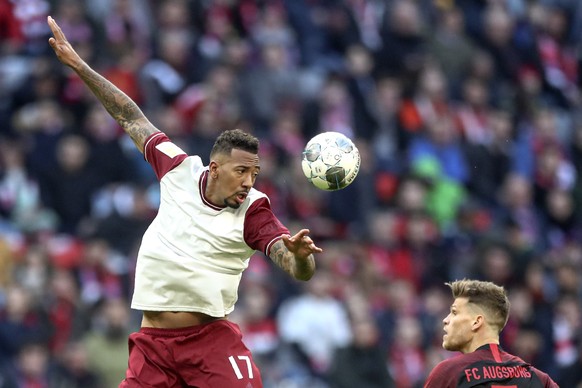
[531,367,559,388]
[424,361,457,388]
[244,197,290,256]
[143,132,188,180]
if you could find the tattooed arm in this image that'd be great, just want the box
[47,16,157,153]
[269,229,320,281]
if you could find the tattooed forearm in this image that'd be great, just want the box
[76,62,158,152]
[270,240,315,281]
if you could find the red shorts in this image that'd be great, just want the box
[119,320,263,388]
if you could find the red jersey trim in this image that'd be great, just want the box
[143,132,165,162]
[243,198,289,254]
[265,235,284,256]
[490,343,502,363]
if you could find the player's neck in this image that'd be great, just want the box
[466,336,500,353]
[203,171,225,208]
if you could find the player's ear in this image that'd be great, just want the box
[209,160,219,179]
[472,315,484,331]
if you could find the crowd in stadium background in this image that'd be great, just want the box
[1,0,582,387]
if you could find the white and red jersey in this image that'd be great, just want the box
[131,132,289,316]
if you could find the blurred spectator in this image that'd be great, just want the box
[240,42,303,132]
[375,0,427,78]
[475,241,516,286]
[88,185,155,257]
[454,77,491,145]
[328,315,395,388]
[345,44,378,141]
[0,238,14,291]
[83,298,132,388]
[326,139,378,237]
[0,285,53,367]
[513,106,575,180]
[317,1,361,68]
[419,285,450,348]
[504,285,553,371]
[52,0,96,51]
[269,111,306,164]
[570,119,582,190]
[196,1,238,70]
[477,5,530,83]
[175,63,242,140]
[387,316,426,388]
[534,142,576,207]
[515,63,546,120]
[12,244,51,300]
[50,340,102,388]
[303,75,355,141]
[0,137,57,233]
[186,101,227,162]
[375,279,419,350]
[408,113,468,184]
[408,133,467,228]
[0,343,52,388]
[12,98,71,178]
[101,0,152,61]
[542,189,581,249]
[38,134,101,234]
[46,269,89,354]
[75,239,127,307]
[233,282,281,386]
[552,294,581,382]
[496,173,544,252]
[398,63,451,139]
[8,0,51,55]
[0,0,25,53]
[277,269,352,376]
[464,108,513,206]
[140,29,196,111]
[428,7,476,91]
[370,76,403,171]
[534,4,580,108]
[250,2,296,50]
[82,104,137,186]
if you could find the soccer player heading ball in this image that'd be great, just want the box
[425,279,558,388]
[48,16,322,387]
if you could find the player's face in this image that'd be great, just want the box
[442,298,477,354]
[214,149,260,209]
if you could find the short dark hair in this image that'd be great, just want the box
[446,279,510,333]
[210,129,259,158]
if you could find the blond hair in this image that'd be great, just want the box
[446,279,510,333]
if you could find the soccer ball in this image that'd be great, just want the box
[301,132,360,191]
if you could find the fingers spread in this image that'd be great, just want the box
[294,229,310,240]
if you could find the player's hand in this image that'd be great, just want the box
[47,16,83,69]
[281,229,323,260]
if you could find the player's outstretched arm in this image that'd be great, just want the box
[269,229,321,281]
[47,16,158,153]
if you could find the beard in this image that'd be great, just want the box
[224,195,243,209]
[224,199,241,209]
[443,334,460,352]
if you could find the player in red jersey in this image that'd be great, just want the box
[48,16,322,388]
[425,279,558,388]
